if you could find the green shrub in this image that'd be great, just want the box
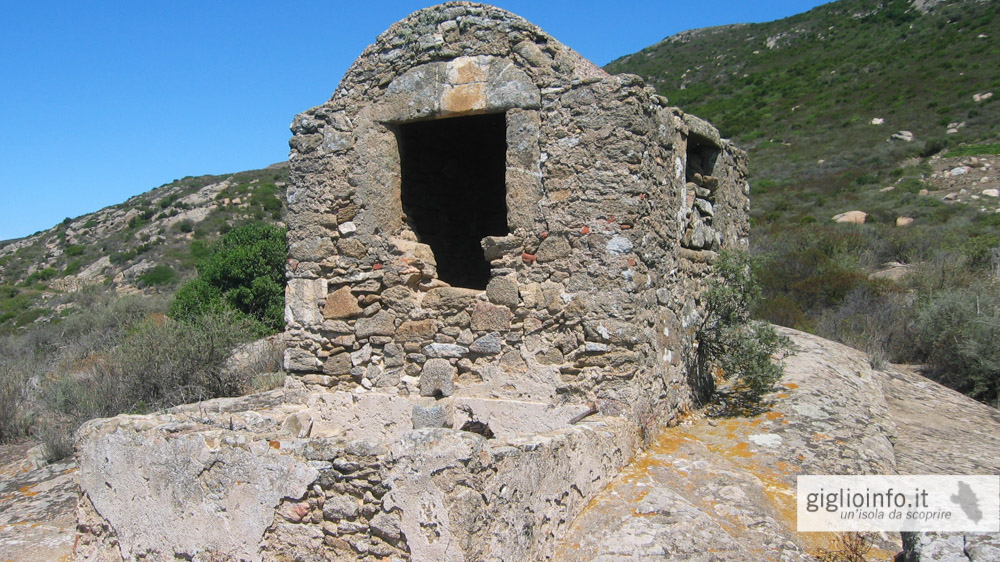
[24,267,58,285]
[63,259,83,276]
[698,250,790,406]
[915,287,1000,404]
[947,143,1000,158]
[170,222,286,333]
[65,244,86,257]
[138,265,178,287]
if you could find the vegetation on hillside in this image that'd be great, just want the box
[171,221,288,334]
[0,164,291,458]
[0,292,284,459]
[608,0,999,182]
[0,165,289,333]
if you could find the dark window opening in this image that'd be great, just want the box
[686,134,720,182]
[396,113,509,290]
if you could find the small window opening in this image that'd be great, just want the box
[686,134,720,182]
[396,113,509,290]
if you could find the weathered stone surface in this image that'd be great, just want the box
[412,404,450,429]
[285,278,325,326]
[396,319,438,342]
[469,332,503,355]
[554,327,1000,561]
[419,358,456,397]
[0,444,76,562]
[485,275,519,308]
[76,418,318,561]
[322,352,352,376]
[322,285,362,319]
[423,342,468,358]
[421,287,480,312]
[470,301,512,331]
[535,235,571,262]
[355,310,396,338]
[832,210,867,224]
[284,347,322,372]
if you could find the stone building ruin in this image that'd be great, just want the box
[75,3,750,560]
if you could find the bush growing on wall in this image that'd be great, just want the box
[698,250,790,404]
[170,222,286,334]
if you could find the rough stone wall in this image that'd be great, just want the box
[75,382,637,561]
[283,1,749,436]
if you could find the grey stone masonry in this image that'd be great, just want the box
[283,1,749,435]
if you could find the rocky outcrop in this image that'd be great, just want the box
[0,443,77,561]
[553,327,1000,561]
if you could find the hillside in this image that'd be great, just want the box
[0,163,289,332]
[606,0,999,190]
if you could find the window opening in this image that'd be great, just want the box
[686,134,720,181]
[396,113,509,290]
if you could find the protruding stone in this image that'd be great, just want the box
[471,301,512,331]
[469,333,503,355]
[485,276,519,308]
[355,310,396,338]
[423,343,469,358]
[412,404,450,429]
[324,286,363,319]
[535,235,571,262]
[419,358,455,397]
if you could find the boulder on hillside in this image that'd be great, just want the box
[832,210,866,224]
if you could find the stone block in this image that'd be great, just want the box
[419,358,455,397]
[423,343,469,358]
[469,333,503,355]
[323,286,362,319]
[535,235,571,262]
[355,310,396,339]
[422,287,480,312]
[285,348,322,372]
[470,301,512,331]
[485,276,519,308]
[396,319,439,342]
[285,278,325,326]
[322,352,352,376]
[412,404,450,429]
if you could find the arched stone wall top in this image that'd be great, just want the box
[379,55,540,122]
[330,2,606,108]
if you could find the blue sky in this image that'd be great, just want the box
[0,1,830,241]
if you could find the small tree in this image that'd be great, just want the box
[697,250,790,405]
[170,222,286,334]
